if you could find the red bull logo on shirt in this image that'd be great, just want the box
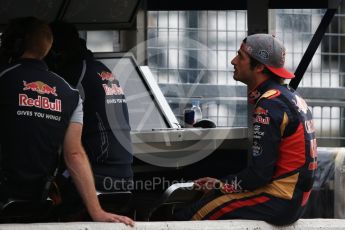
[19,94,62,112]
[102,84,124,96]
[98,71,115,81]
[254,115,270,125]
[293,95,309,114]
[20,81,61,112]
[254,107,268,115]
[305,120,316,134]
[23,81,57,96]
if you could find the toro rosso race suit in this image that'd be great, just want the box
[177,78,317,225]
[0,59,81,200]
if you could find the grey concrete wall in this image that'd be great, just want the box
[0,219,345,230]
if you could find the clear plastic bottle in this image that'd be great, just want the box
[191,100,202,123]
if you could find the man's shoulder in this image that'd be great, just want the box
[87,59,111,72]
[84,59,114,82]
[258,84,298,104]
[255,89,290,116]
[48,70,79,91]
[256,87,283,108]
[260,89,281,100]
[0,62,22,78]
[0,63,10,73]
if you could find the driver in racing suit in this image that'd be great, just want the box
[175,34,317,225]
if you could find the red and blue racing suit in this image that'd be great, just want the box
[176,78,317,225]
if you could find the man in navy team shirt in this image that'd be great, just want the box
[0,16,133,226]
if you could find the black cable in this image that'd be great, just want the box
[289,9,336,90]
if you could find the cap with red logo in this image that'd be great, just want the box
[241,34,295,79]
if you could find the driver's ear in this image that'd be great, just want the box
[255,64,265,73]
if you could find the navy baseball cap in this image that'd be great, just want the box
[241,34,295,79]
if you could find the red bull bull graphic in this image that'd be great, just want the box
[254,107,268,115]
[19,94,61,112]
[98,71,115,81]
[23,81,57,96]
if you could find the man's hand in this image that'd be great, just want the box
[91,209,134,227]
[63,123,134,226]
[194,177,221,193]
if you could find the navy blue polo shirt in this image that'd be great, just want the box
[0,58,80,199]
[58,52,133,179]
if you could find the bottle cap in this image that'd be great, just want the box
[192,100,200,106]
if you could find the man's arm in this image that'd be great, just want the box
[195,98,285,193]
[219,98,285,192]
[63,122,134,226]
